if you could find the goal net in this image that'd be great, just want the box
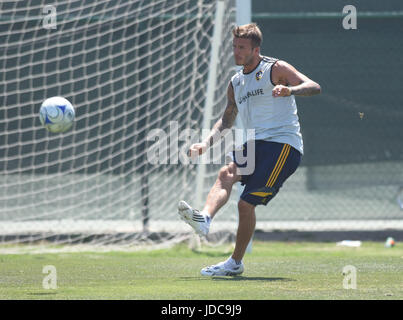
[0,0,239,248]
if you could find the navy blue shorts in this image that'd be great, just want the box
[232,140,301,206]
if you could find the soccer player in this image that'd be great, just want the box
[178,23,321,276]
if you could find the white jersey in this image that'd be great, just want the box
[231,56,304,155]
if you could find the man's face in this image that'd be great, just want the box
[232,37,256,66]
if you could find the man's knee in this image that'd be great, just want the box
[218,163,240,185]
[238,200,255,223]
[238,199,255,214]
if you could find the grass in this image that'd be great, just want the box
[0,241,402,300]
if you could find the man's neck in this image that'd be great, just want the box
[243,55,263,74]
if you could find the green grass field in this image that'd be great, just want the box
[0,241,402,300]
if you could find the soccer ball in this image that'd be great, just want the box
[39,96,75,133]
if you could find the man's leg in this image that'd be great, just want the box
[178,162,240,237]
[199,197,254,276]
[199,143,302,276]
[231,199,255,262]
[202,162,241,219]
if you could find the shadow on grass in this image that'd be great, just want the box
[213,276,295,282]
[26,292,58,296]
[178,276,294,282]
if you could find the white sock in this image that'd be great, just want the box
[226,257,241,266]
[201,211,211,223]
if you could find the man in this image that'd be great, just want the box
[178,23,321,276]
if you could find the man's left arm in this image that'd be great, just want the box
[271,60,321,97]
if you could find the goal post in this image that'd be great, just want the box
[194,0,225,210]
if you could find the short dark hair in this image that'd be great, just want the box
[232,23,262,48]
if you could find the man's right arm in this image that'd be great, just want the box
[188,82,238,157]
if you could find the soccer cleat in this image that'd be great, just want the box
[200,259,244,277]
[178,200,210,237]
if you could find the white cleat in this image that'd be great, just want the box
[178,200,210,237]
[200,259,244,277]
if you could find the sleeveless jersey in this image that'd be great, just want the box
[230,56,303,155]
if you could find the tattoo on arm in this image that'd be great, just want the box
[289,80,321,97]
[203,83,238,147]
[221,91,238,129]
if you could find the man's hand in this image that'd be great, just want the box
[187,142,208,159]
[272,85,291,98]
